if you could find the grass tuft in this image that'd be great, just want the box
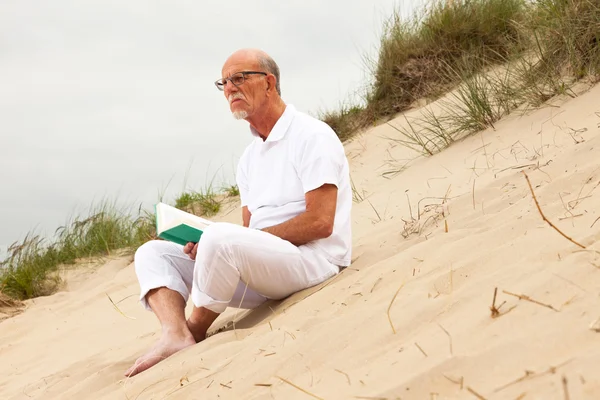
[323,0,600,145]
[0,201,155,300]
[174,187,222,217]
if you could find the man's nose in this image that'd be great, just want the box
[223,80,238,96]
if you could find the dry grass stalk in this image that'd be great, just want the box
[437,323,453,355]
[220,381,232,389]
[132,378,171,400]
[106,293,136,320]
[490,287,502,317]
[502,290,558,312]
[466,386,487,399]
[255,383,272,387]
[387,283,405,334]
[335,369,351,385]
[522,171,586,249]
[472,179,476,209]
[415,342,428,357]
[493,359,573,393]
[276,376,324,400]
[443,374,464,389]
[493,370,535,393]
[591,216,600,228]
[371,277,383,293]
[562,375,570,400]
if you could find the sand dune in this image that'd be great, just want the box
[1,83,599,400]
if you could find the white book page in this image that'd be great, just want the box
[156,202,213,233]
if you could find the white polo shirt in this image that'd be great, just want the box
[236,104,352,267]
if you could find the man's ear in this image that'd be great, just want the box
[266,75,276,93]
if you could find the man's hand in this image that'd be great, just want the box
[183,242,198,260]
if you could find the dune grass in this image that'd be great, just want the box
[323,0,600,146]
[321,0,527,140]
[174,185,222,217]
[1,176,239,302]
[0,201,156,300]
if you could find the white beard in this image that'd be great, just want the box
[233,110,248,120]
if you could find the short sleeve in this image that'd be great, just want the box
[297,130,345,193]
[236,150,250,207]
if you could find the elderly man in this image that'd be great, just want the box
[125,48,352,377]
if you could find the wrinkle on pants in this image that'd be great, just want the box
[134,222,338,314]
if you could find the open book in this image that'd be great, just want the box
[154,202,213,246]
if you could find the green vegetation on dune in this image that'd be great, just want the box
[323,0,600,143]
[0,182,237,301]
[0,201,156,300]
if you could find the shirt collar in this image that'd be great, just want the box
[249,104,296,143]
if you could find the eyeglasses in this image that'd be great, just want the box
[214,71,267,91]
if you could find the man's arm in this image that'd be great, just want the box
[261,184,337,246]
[242,206,251,228]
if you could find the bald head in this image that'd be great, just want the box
[223,48,281,95]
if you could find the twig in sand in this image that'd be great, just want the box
[503,290,559,311]
[335,369,351,385]
[406,190,414,220]
[490,287,503,318]
[132,378,171,400]
[562,375,570,400]
[371,277,382,293]
[493,359,573,393]
[220,381,232,389]
[592,216,600,229]
[493,370,535,392]
[255,383,272,387]
[558,214,583,221]
[522,171,586,249]
[443,374,464,389]
[493,163,537,178]
[276,376,324,400]
[415,342,428,357]
[467,386,487,399]
[472,179,476,209]
[437,323,453,355]
[106,293,136,320]
[387,283,405,334]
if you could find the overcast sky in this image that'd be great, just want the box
[0,0,422,258]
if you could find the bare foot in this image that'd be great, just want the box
[124,328,195,377]
[187,319,206,343]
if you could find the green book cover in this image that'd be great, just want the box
[154,202,211,246]
[158,224,204,246]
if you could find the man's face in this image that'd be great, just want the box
[220,57,268,120]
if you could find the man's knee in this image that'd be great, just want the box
[134,240,171,274]
[198,222,240,253]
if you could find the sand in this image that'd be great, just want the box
[1,82,599,400]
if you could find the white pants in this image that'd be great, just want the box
[134,222,339,314]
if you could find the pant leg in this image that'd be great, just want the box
[134,240,195,310]
[134,239,269,311]
[191,222,339,314]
